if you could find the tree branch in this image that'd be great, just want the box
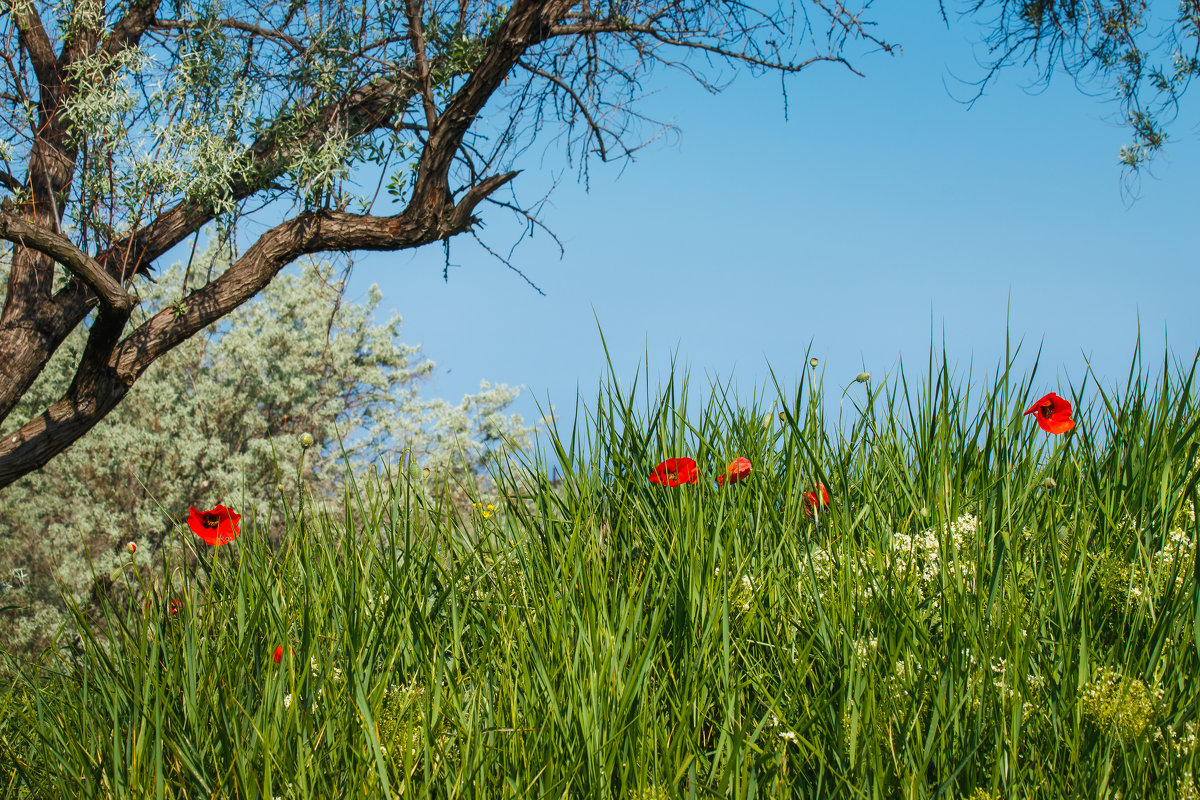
[518,58,610,160]
[409,0,576,209]
[405,0,439,130]
[151,16,305,53]
[104,0,166,61]
[0,198,133,314]
[95,74,425,279]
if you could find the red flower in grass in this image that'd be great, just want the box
[803,484,830,517]
[188,504,242,546]
[273,645,284,664]
[1023,392,1075,435]
[649,458,699,487]
[717,457,753,487]
[168,598,182,617]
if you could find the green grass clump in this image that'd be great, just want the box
[1,346,1199,799]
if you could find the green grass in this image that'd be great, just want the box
[2,345,1199,799]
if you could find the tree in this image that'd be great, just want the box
[0,0,896,489]
[952,0,1199,171]
[0,241,534,655]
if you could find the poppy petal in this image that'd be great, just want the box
[188,504,242,546]
[719,457,753,487]
[649,458,698,487]
[803,483,830,517]
[1024,392,1075,435]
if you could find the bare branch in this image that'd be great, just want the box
[405,0,439,130]
[518,58,610,160]
[470,229,546,295]
[151,16,305,53]
[549,20,873,75]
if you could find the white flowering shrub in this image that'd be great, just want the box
[0,242,533,655]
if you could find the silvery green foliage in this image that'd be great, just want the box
[0,242,533,655]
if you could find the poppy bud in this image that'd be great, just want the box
[855,372,870,383]
[1042,477,1057,489]
[809,357,819,369]
[300,433,314,449]
[127,542,137,554]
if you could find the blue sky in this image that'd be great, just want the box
[345,6,1200,426]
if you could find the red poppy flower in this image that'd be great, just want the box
[1023,392,1075,435]
[168,598,182,616]
[188,504,242,546]
[273,645,284,664]
[717,457,753,487]
[648,457,699,487]
[803,484,830,517]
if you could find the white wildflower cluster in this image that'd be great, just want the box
[797,546,877,610]
[309,655,344,684]
[851,637,878,667]
[281,655,346,714]
[764,712,799,746]
[887,514,981,608]
[730,574,756,613]
[974,655,1045,721]
[1079,667,1164,741]
[1127,524,1195,608]
[1178,771,1200,800]
[888,658,924,704]
[801,547,835,587]
[1152,719,1198,759]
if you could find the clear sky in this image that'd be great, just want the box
[344,6,1200,427]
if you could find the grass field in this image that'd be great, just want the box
[2,348,1199,799]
